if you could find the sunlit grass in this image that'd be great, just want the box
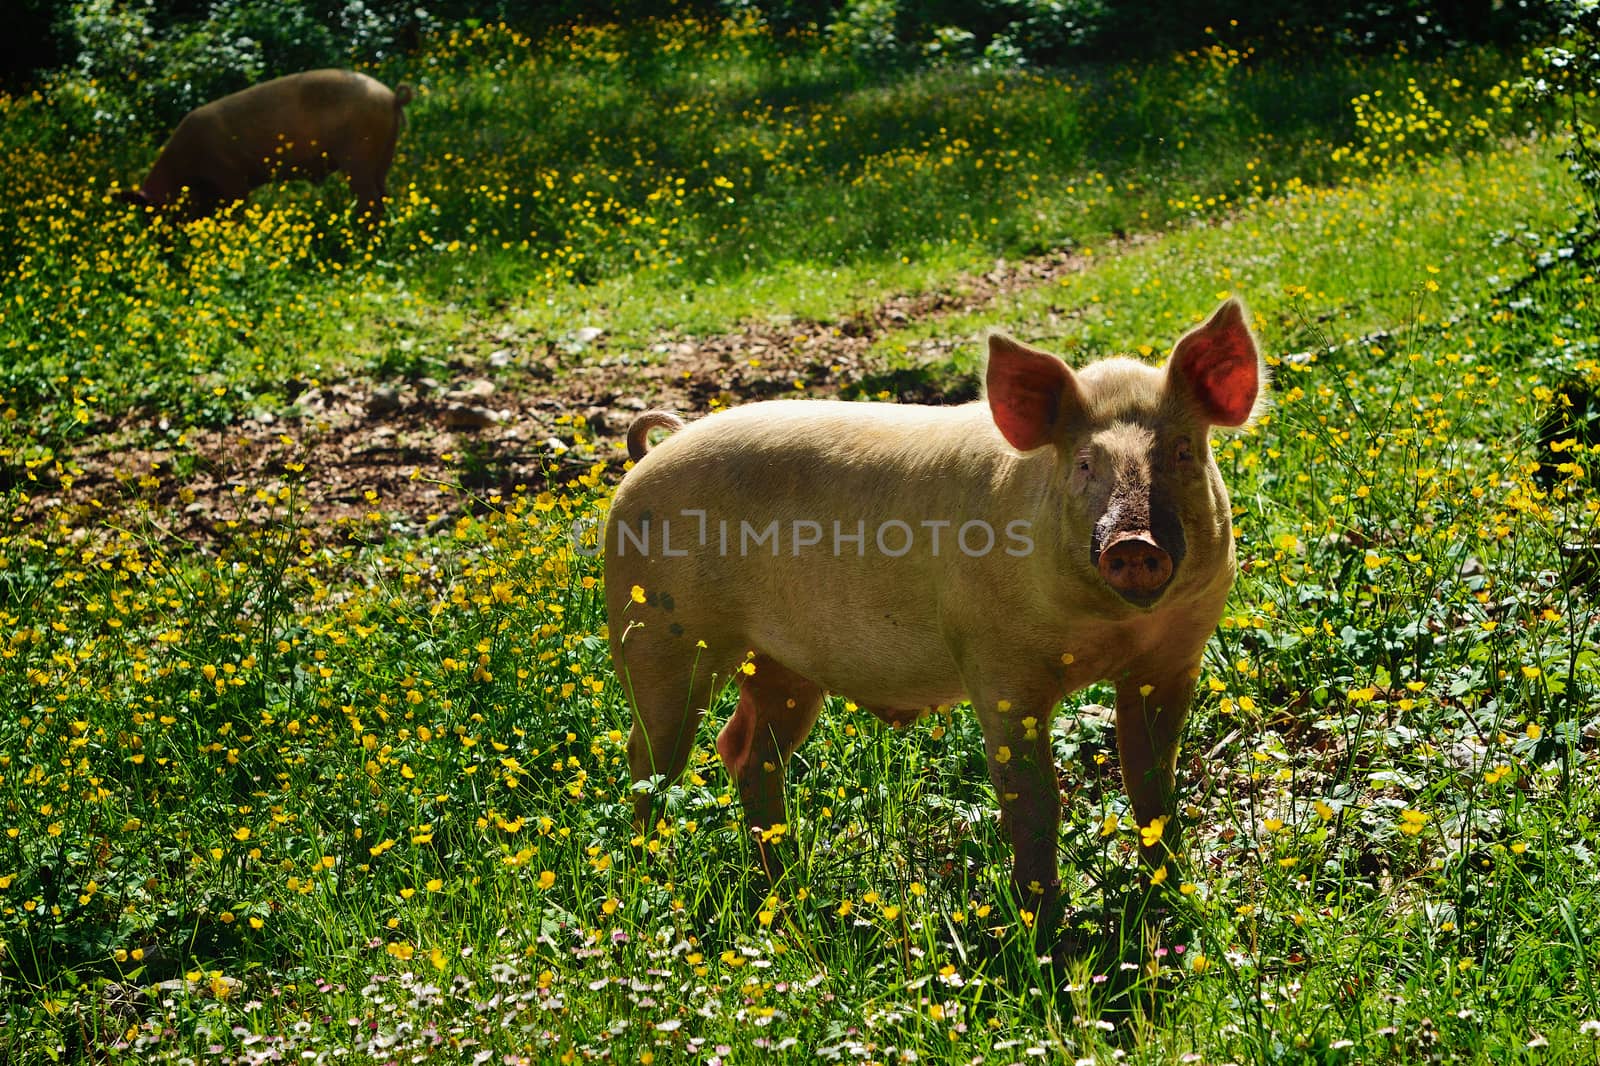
[869,140,1576,371]
[0,18,1541,447]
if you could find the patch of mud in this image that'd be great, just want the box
[35,244,1126,541]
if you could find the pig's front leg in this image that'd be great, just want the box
[972,695,1062,943]
[1113,661,1199,866]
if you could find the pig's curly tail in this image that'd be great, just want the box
[626,411,686,461]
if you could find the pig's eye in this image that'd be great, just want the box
[1070,453,1095,489]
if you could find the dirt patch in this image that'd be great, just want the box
[35,244,1123,541]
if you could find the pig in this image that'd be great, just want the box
[121,69,412,221]
[605,299,1264,934]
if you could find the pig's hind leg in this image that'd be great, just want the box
[618,643,730,835]
[345,121,401,221]
[718,654,824,884]
[346,165,386,220]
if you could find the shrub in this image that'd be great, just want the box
[1524,0,1600,265]
[757,0,1556,71]
[49,0,430,136]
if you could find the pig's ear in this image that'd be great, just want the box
[1167,298,1264,427]
[986,332,1078,451]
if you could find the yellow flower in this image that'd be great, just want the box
[1140,816,1168,848]
[1398,809,1428,836]
[630,585,646,604]
[537,870,556,890]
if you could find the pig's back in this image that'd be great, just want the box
[606,399,1035,701]
[208,70,393,143]
[623,398,1004,495]
[617,396,1004,521]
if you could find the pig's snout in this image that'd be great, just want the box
[1097,531,1174,601]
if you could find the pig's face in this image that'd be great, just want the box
[987,299,1263,609]
[1072,401,1191,605]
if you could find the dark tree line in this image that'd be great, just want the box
[4,0,1556,92]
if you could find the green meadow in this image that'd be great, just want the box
[3,11,1599,1064]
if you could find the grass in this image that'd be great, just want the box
[857,141,1572,376]
[3,12,1600,1065]
[0,18,1538,445]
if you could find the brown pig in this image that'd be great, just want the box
[122,69,412,221]
[605,299,1264,933]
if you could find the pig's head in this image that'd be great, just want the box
[986,298,1264,608]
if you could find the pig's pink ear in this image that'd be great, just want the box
[986,332,1076,451]
[1168,298,1263,427]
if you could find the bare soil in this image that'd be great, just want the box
[33,246,1122,541]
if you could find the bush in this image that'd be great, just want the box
[761,0,1558,71]
[1525,0,1600,258]
[49,0,430,136]
[821,0,1106,68]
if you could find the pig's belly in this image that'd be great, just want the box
[742,597,968,710]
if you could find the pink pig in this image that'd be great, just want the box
[606,299,1264,931]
